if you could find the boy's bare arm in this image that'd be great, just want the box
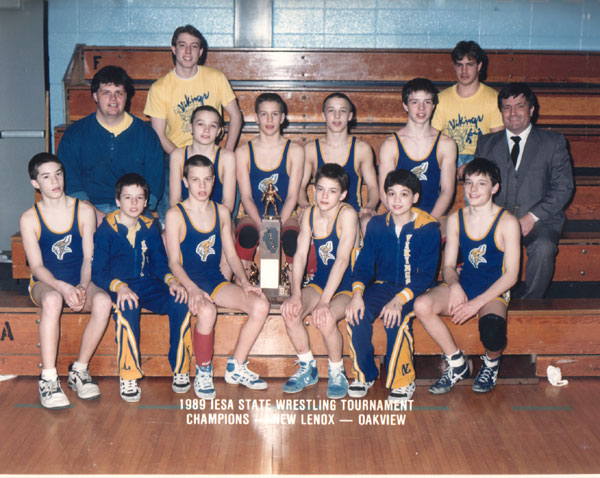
[290,210,312,298]
[150,117,177,155]
[235,144,262,226]
[429,135,457,220]
[223,99,242,151]
[319,207,358,305]
[219,204,253,288]
[220,149,237,213]
[298,142,317,208]
[280,142,305,224]
[169,148,184,207]
[356,141,379,213]
[78,201,97,290]
[378,137,397,209]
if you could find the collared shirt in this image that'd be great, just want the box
[505,123,532,171]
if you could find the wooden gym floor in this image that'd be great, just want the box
[1,375,599,476]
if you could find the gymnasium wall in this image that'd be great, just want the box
[48,0,600,134]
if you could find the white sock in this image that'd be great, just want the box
[447,350,465,368]
[483,354,500,367]
[329,359,344,371]
[298,351,314,363]
[41,368,58,381]
[72,361,88,372]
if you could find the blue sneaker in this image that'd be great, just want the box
[429,353,471,394]
[225,358,268,390]
[472,355,500,393]
[282,360,318,393]
[326,365,348,399]
[194,364,216,399]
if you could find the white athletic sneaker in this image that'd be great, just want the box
[172,372,191,394]
[39,376,70,409]
[194,364,216,399]
[119,378,141,402]
[388,381,416,402]
[347,379,374,398]
[68,363,101,400]
[224,358,268,390]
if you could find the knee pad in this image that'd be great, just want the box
[478,313,507,352]
[281,228,299,260]
[237,224,259,249]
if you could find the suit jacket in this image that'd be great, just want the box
[475,127,574,232]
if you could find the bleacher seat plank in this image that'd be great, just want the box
[536,355,600,377]
[2,298,598,377]
[76,47,600,85]
[65,82,600,127]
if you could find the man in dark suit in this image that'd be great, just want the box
[475,83,574,298]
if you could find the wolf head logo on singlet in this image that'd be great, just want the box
[51,234,72,260]
[196,235,216,262]
[318,240,335,265]
[411,162,429,181]
[469,244,488,269]
[258,174,279,193]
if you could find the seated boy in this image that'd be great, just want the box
[299,93,379,234]
[165,155,270,399]
[92,173,189,402]
[281,164,360,399]
[414,158,520,394]
[169,105,236,214]
[235,93,304,271]
[345,169,441,401]
[20,152,112,409]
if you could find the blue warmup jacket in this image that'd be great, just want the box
[58,113,164,210]
[352,208,441,305]
[91,211,174,293]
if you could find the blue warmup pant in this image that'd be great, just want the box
[109,276,192,380]
[346,281,415,389]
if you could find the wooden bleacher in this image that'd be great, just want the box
[4,46,600,378]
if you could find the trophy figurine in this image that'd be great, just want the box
[259,182,287,300]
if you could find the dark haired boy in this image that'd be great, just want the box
[281,164,360,399]
[58,65,164,225]
[20,153,112,409]
[300,92,379,234]
[414,158,520,394]
[431,41,504,177]
[165,155,270,398]
[379,78,456,226]
[235,92,304,269]
[345,170,441,401]
[92,173,189,402]
[144,24,241,153]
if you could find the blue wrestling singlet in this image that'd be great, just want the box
[315,137,363,210]
[394,131,442,214]
[248,139,291,213]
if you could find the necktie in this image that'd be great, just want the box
[510,136,521,168]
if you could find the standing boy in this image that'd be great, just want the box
[379,78,456,222]
[235,93,304,268]
[165,155,270,399]
[346,170,441,401]
[144,25,241,153]
[20,153,112,409]
[414,158,520,394]
[300,93,379,234]
[92,174,189,402]
[431,41,504,177]
[281,164,360,399]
